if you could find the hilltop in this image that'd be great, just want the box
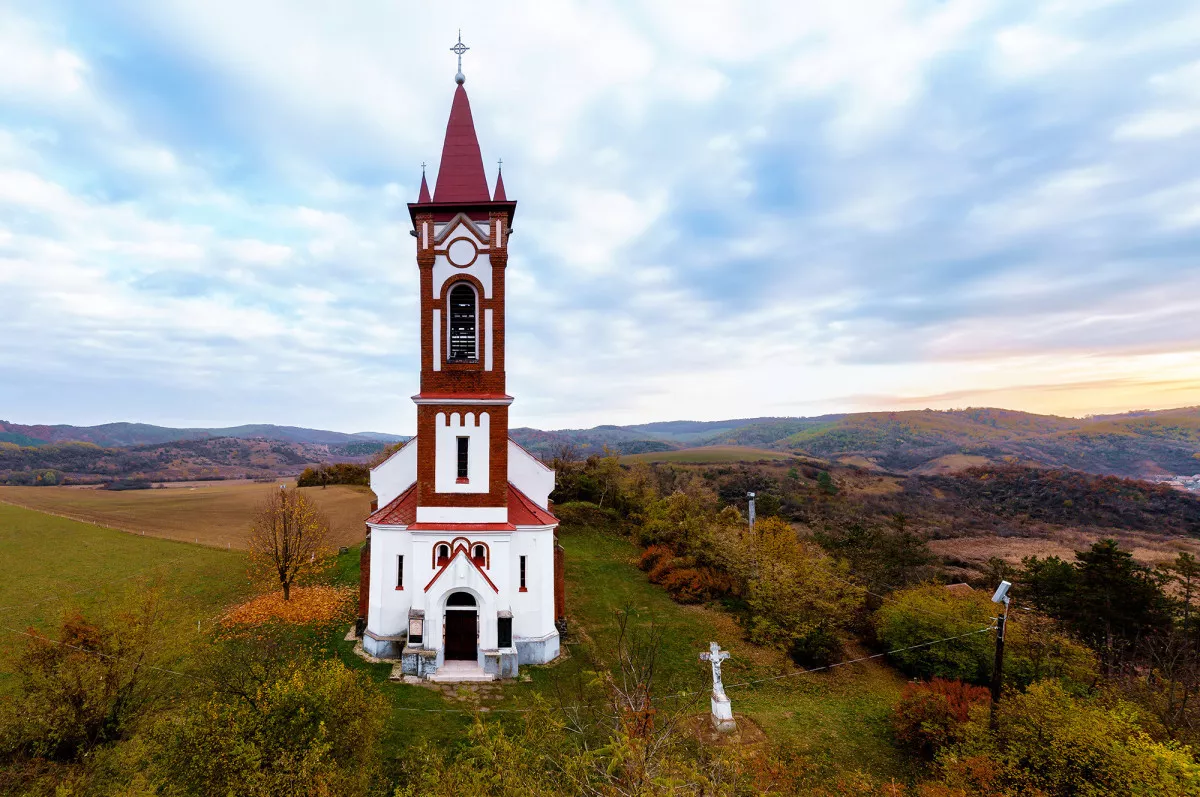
[4,406,1199,484]
[0,420,403,448]
[511,406,1200,479]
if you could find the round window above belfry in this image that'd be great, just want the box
[446,238,477,267]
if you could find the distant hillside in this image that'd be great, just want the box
[0,436,395,485]
[8,406,1199,483]
[511,407,1200,479]
[0,420,406,448]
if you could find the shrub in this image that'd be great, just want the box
[0,590,165,763]
[787,625,844,668]
[638,545,673,573]
[159,658,385,797]
[892,678,989,759]
[647,558,676,585]
[660,568,730,604]
[874,585,1096,688]
[554,501,621,529]
[943,680,1200,796]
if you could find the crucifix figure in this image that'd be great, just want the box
[699,641,736,731]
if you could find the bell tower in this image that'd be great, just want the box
[408,65,516,525]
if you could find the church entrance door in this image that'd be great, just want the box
[444,592,478,661]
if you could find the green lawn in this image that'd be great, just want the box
[0,502,253,688]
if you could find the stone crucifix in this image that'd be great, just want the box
[699,641,736,732]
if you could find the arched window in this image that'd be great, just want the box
[437,544,450,564]
[472,544,486,565]
[447,591,477,607]
[448,283,477,362]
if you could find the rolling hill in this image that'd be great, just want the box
[509,407,1200,479]
[0,420,404,448]
[4,407,1199,483]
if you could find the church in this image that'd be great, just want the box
[357,51,564,681]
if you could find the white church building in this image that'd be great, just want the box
[357,56,564,681]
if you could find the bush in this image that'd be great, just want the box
[787,625,844,668]
[159,658,385,797]
[554,501,621,529]
[892,678,990,759]
[638,545,673,573]
[647,558,676,585]
[660,568,730,604]
[875,585,1096,688]
[0,591,165,764]
[943,680,1200,796]
[296,463,369,487]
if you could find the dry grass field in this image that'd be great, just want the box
[619,445,793,464]
[930,527,1200,572]
[0,481,372,550]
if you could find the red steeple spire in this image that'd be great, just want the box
[417,169,431,203]
[432,85,489,203]
[493,164,506,201]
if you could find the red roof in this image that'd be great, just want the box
[417,172,431,203]
[432,85,490,203]
[509,484,558,525]
[367,484,416,525]
[367,482,558,528]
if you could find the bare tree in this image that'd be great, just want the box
[247,486,331,600]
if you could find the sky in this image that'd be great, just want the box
[2,0,1200,435]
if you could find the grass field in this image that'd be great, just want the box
[0,482,373,550]
[0,502,252,689]
[619,445,794,464]
[0,493,911,784]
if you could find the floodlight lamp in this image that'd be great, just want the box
[991,580,1012,605]
[747,492,756,499]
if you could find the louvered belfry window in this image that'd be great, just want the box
[448,283,477,361]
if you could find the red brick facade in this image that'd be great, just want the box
[410,200,516,513]
[414,402,509,508]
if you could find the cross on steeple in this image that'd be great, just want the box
[451,31,469,85]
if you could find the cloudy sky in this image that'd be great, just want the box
[2,0,1199,434]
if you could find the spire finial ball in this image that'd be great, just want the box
[455,71,465,85]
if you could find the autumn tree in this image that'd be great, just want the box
[247,486,331,601]
[744,517,866,665]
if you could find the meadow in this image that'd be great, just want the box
[0,489,913,784]
[0,502,253,690]
[0,481,372,550]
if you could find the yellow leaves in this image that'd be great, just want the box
[219,585,355,631]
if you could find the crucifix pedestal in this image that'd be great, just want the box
[699,641,736,732]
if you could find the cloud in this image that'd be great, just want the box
[0,0,1199,432]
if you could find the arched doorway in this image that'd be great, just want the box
[444,591,478,661]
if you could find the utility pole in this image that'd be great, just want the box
[989,580,1011,730]
[747,491,756,532]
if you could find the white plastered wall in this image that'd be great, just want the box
[507,440,555,509]
[434,411,489,494]
[370,437,417,507]
[368,526,559,662]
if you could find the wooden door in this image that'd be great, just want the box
[444,610,477,660]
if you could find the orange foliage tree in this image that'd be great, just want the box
[247,486,331,601]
